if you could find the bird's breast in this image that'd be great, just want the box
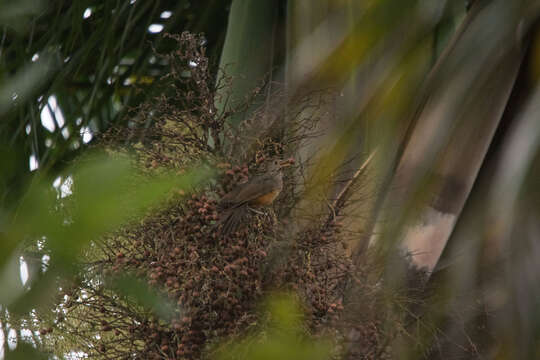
[249,189,281,206]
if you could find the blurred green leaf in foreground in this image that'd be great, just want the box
[111,273,176,321]
[214,293,333,360]
[0,151,212,315]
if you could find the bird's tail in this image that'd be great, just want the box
[218,206,247,235]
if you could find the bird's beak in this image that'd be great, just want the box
[279,159,293,167]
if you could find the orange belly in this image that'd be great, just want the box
[249,190,280,206]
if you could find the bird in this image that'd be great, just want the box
[218,158,291,235]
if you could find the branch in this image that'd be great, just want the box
[324,149,377,228]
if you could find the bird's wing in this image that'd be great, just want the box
[220,185,243,205]
[221,175,275,206]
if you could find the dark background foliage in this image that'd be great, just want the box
[0,0,230,207]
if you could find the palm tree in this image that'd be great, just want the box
[2,0,540,359]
